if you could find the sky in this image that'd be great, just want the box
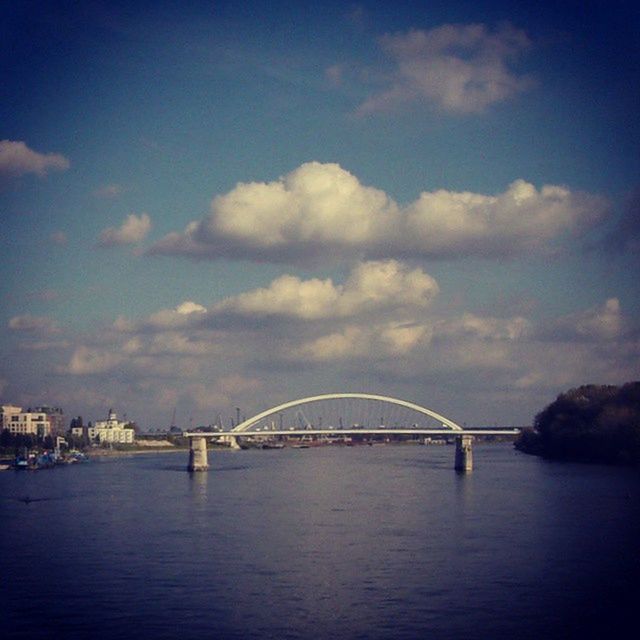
[1,0,639,430]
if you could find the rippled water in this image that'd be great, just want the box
[1,444,638,639]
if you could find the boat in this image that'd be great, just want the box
[261,442,285,449]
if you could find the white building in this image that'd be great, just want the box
[1,405,52,437]
[87,409,135,444]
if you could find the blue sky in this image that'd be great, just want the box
[1,0,638,429]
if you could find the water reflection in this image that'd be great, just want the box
[188,469,208,503]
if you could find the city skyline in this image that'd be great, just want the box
[1,0,639,429]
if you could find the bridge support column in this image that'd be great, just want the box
[188,436,209,472]
[454,435,473,473]
[220,435,241,449]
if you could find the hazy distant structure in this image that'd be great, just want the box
[34,406,65,435]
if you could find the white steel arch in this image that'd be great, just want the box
[231,393,464,432]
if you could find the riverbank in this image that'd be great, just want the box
[88,445,189,457]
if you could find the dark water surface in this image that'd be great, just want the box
[1,444,638,639]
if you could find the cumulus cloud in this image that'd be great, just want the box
[291,321,432,362]
[0,140,70,177]
[214,260,438,320]
[434,313,530,341]
[115,300,208,333]
[8,315,60,334]
[65,346,125,375]
[403,179,607,257]
[145,332,218,357]
[51,278,639,428]
[547,298,626,341]
[148,162,608,263]
[62,333,218,376]
[149,162,396,262]
[358,22,533,115]
[113,260,438,334]
[98,213,151,247]
[176,301,207,315]
[574,298,624,340]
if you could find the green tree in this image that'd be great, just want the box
[516,382,640,465]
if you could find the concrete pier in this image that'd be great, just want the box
[187,436,209,472]
[220,434,242,449]
[454,435,474,473]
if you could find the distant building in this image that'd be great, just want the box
[0,405,21,427]
[34,406,65,435]
[85,409,135,444]
[1,405,53,438]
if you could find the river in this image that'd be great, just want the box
[1,444,638,639]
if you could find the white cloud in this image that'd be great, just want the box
[116,300,208,332]
[148,163,608,263]
[8,315,60,334]
[50,281,639,429]
[574,298,624,340]
[358,23,533,115]
[98,213,151,246]
[548,298,626,341]
[292,322,432,362]
[115,260,438,333]
[149,162,396,262]
[213,260,438,320]
[339,260,439,311]
[62,333,217,376]
[403,179,607,257]
[146,332,218,357]
[216,274,340,320]
[0,140,70,177]
[65,346,125,375]
[434,313,530,341]
[176,301,207,315]
[210,161,393,246]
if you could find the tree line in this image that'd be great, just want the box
[516,381,640,465]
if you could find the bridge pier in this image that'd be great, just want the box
[454,435,473,473]
[218,434,241,449]
[187,436,209,472]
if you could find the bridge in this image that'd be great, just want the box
[184,393,520,473]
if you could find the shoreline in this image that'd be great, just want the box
[88,446,189,457]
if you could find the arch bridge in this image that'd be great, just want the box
[184,392,519,473]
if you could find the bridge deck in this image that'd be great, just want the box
[184,429,520,438]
